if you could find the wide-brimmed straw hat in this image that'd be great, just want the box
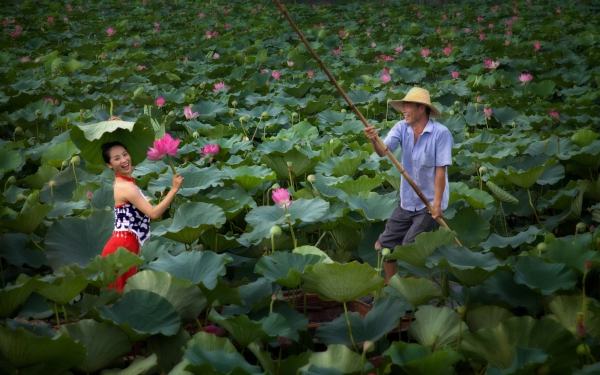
[389,87,441,119]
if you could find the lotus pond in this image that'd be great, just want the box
[1,0,600,374]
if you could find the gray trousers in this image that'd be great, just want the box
[378,204,437,260]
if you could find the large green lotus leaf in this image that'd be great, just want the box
[184,344,263,374]
[513,256,577,295]
[545,240,600,274]
[387,229,457,266]
[443,208,489,249]
[208,310,269,348]
[387,275,443,307]
[245,198,329,229]
[0,233,46,268]
[70,119,155,166]
[383,341,460,375]
[22,165,59,190]
[46,200,88,219]
[38,267,89,305]
[478,271,537,313]
[0,147,22,175]
[38,166,95,205]
[408,306,466,351]
[0,275,42,319]
[260,148,317,179]
[449,182,495,210]
[427,247,509,287]
[572,129,599,148]
[98,289,181,340]
[0,326,86,374]
[315,296,408,346]
[226,278,279,315]
[192,100,229,121]
[200,229,241,253]
[58,319,130,374]
[248,342,310,375]
[293,245,334,264]
[299,344,372,374]
[486,181,519,205]
[123,270,207,323]
[147,164,226,197]
[187,331,237,353]
[0,204,53,234]
[461,316,579,373]
[254,252,322,289]
[315,150,369,178]
[84,246,142,288]
[547,295,582,332]
[480,226,542,252]
[498,164,547,190]
[221,165,276,191]
[204,187,257,219]
[146,250,231,290]
[147,327,191,374]
[198,278,243,308]
[101,353,158,375]
[302,261,384,303]
[71,289,121,319]
[331,174,385,196]
[45,211,113,270]
[465,305,514,333]
[486,347,549,375]
[347,193,398,222]
[152,202,226,244]
[40,140,78,168]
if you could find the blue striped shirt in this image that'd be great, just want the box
[383,119,453,211]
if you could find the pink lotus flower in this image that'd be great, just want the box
[452,71,459,80]
[43,97,54,103]
[442,14,447,20]
[156,97,165,108]
[477,96,482,103]
[15,25,22,31]
[484,60,500,69]
[549,110,559,119]
[213,52,220,59]
[184,105,199,119]
[205,324,222,337]
[506,30,513,36]
[48,17,54,23]
[381,73,391,84]
[380,54,394,61]
[483,107,492,119]
[287,61,294,67]
[147,133,180,161]
[339,29,345,36]
[106,27,114,36]
[136,65,146,70]
[86,191,93,200]
[371,42,377,47]
[10,30,20,37]
[477,16,484,22]
[213,82,227,92]
[199,13,205,18]
[272,188,292,209]
[556,8,561,13]
[307,70,314,79]
[479,33,486,40]
[489,23,494,29]
[421,49,431,58]
[133,41,139,47]
[519,73,533,83]
[436,28,441,34]
[225,23,230,29]
[333,47,341,55]
[22,57,30,63]
[533,41,541,51]
[443,46,452,56]
[271,71,281,80]
[251,8,257,13]
[395,45,403,54]
[201,143,219,158]
[504,40,511,45]
[464,28,470,33]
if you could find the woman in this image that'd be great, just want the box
[101,141,184,292]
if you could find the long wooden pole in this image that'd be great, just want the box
[273,0,462,247]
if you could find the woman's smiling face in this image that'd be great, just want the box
[106,145,133,176]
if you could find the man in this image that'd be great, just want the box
[364,87,453,281]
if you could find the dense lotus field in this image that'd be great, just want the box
[2,0,600,373]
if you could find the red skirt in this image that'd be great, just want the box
[101,231,139,292]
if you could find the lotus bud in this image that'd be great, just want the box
[454,101,460,106]
[231,101,238,107]
[272,183,281,189]
[474,102,479,109]
[87,84,93,90]
[576,222,586,233]
[7,176,16,185]
[205,324,222,337]
[15,127,23,135]
[271,294,277,301]
[16,194,26,201]
[285,213,291,218]
[261,111,270,119]
[265,122,272,128]
[577,343,591,356]
[86,191,93,200]
[340,109,346,113]
[199,82,206,89]
[49,180,57,189]
[61,160,69,168]
[478,166,487,174]
[374,241,381,251]
[181,93,186,101]
[239,116,247,123]
[585,260,593,270]
[363,340,375,353]
[536,243,548,253]
[228,108,235,115]
[168,111,175,117]
[291,112,298,118]
[270,225,282,237]
[381,248,390,257]
[307,174,316,183]
[192,131,199,138]
[465,132,470,138]
[457,306,466,319]
[449,110,455,115]
[286,161,293,167]
[350,83,356,90]
[35,109,42,117]
[70,155,80,166]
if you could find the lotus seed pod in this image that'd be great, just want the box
[231,101,238,107]
[270,226,282,237]
[307,174,316,183]
[168,111,175,117]
[340,109,346,113]
[381,248,390,257]
[7,176,16,184]
[576,222,586,233]
[192,132,199,138]
[228,108,235,115]
[511,121,516,127]
[286,161,293,167]
[70,155,80,166]
[285,213,291,218]
[292,112,298,118]
[16,194,26,201]
[577,343,591,356]
[239,116,247,123]
[199,82,206,89]
[62,160,69,168]
[261,111,269,118]
[457,306,466,319]
[15,127,23,134]
[545,232,555,243]
[35,109,42,117]
[363,341,375,353]
[449,110,455,115]
[536,243,548,253]
[265,122,272,128]
[272,183,281,189]
[87,84,93,90]
[49,180,57,188]
[478,166,488,174]
[454,101,460,106]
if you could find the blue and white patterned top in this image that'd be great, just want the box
[113,174,150,246]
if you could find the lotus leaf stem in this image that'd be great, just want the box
[62,305,69,324]
[343,301,359,353]
[527,189,542,227]
[583,268,589,325]
[195,319,204,332]
[285,212,297,249]
[270,233,276,254]
[72,163,79,186]
[314,231,328,248]
[407,310,415,344]
[287,167,295,190]
[455,287,470,352]
[29,234,44,251]
[54,303,61,328]
[166,154,177,175]
[499,202,508,236]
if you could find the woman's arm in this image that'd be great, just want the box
[119,174,184,220]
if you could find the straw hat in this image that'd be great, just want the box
[389,87,441,119]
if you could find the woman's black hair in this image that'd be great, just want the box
[101,141,127,164]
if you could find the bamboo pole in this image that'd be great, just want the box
[273,0,462,247]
